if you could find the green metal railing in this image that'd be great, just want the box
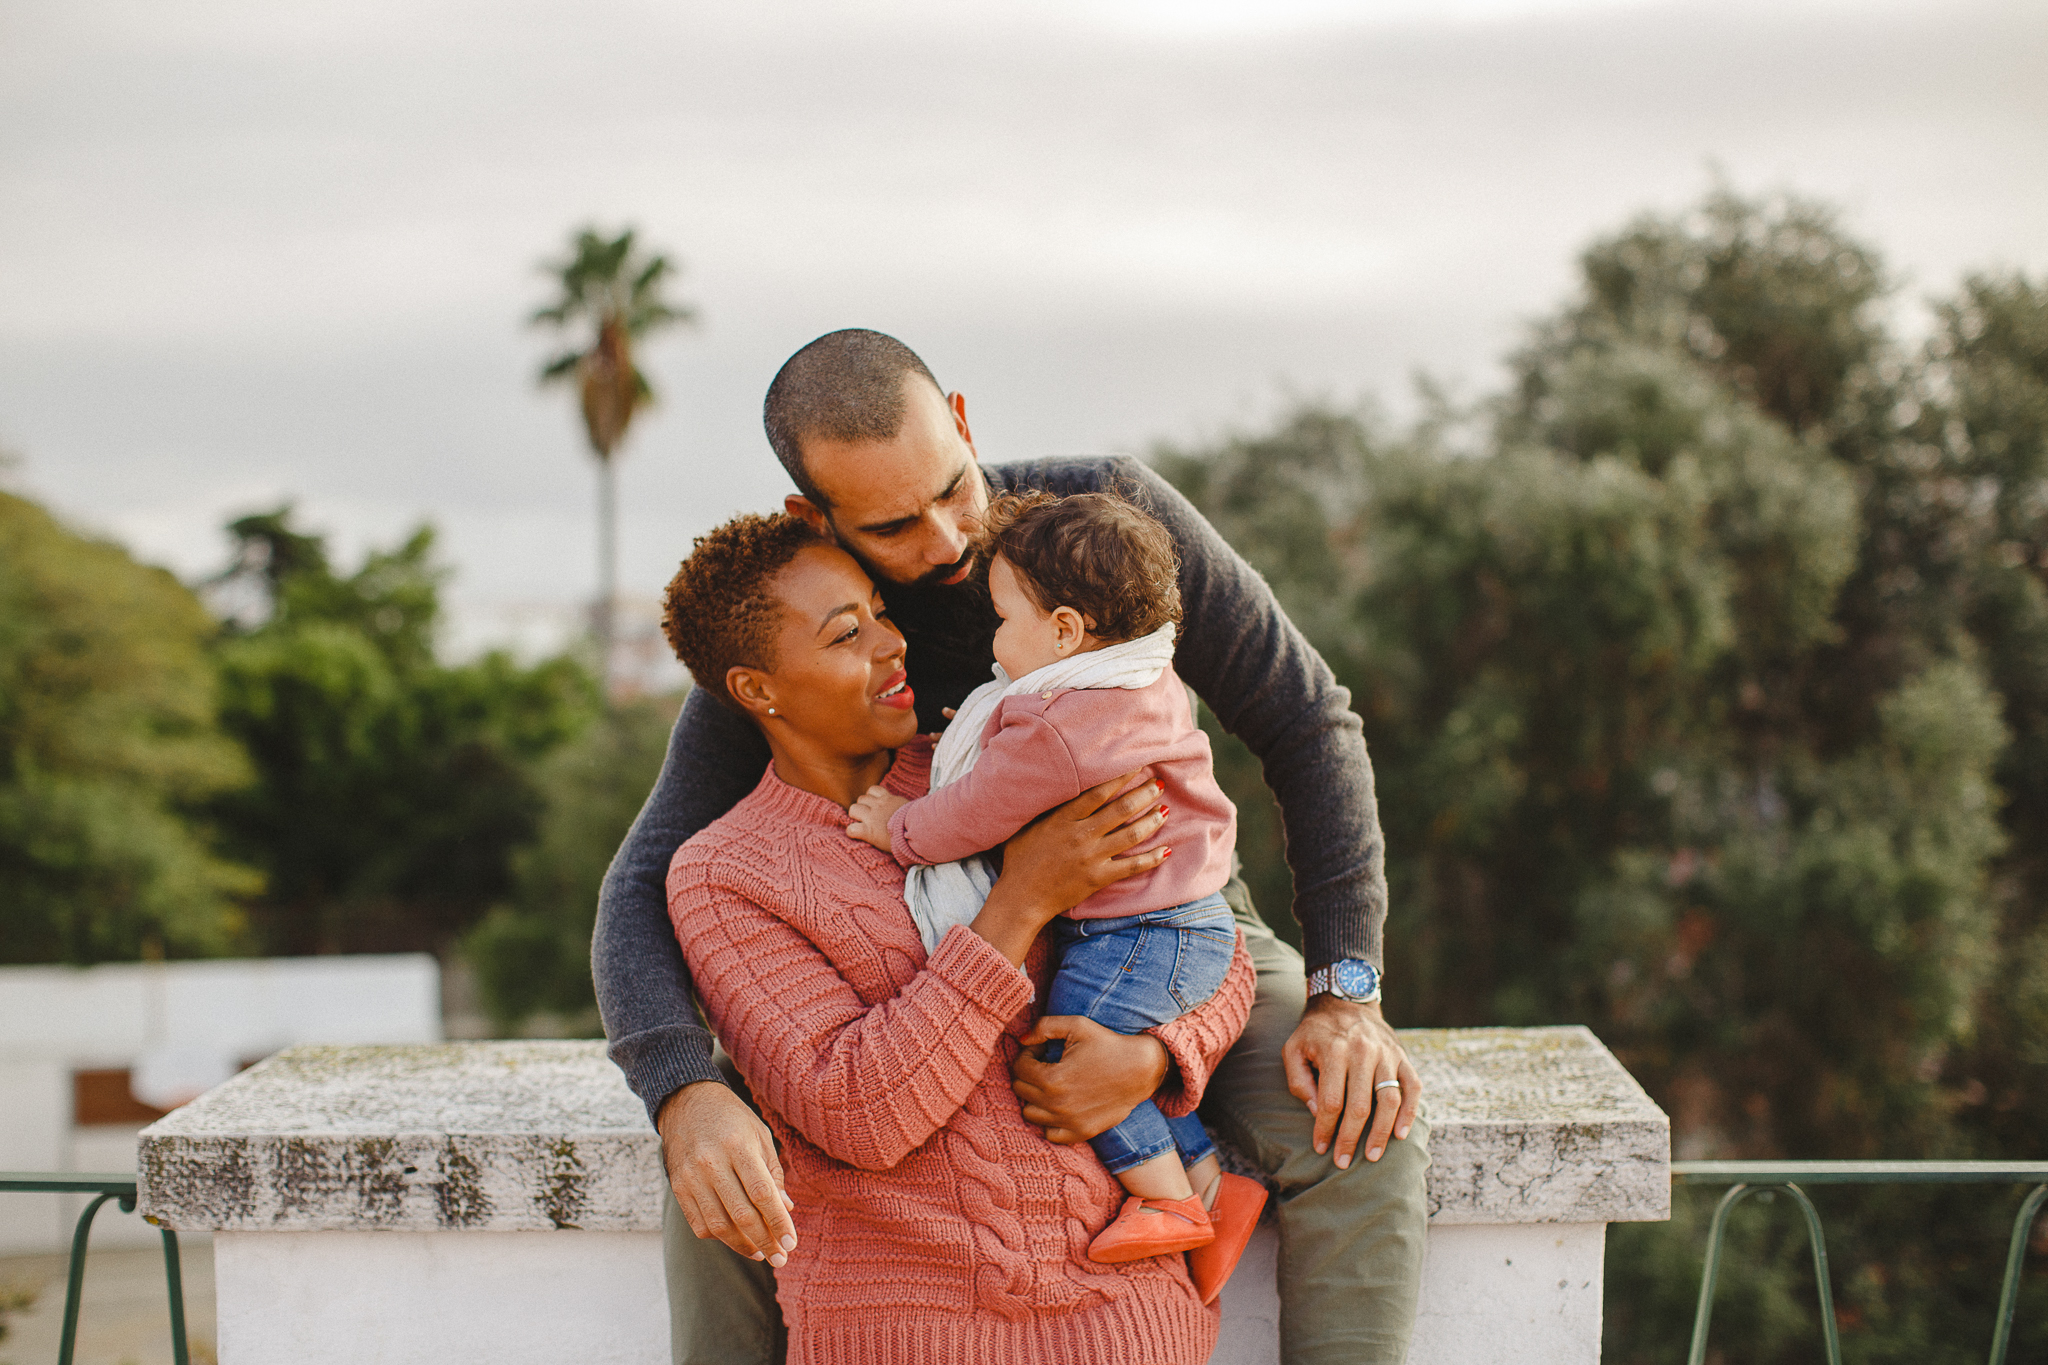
[1672,1160,2048,1365]
[0,1172,189,1365]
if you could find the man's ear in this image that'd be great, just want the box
[727,665,779,721]
[948,391,977,454]
[785,494,833,540]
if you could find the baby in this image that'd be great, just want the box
[847,489,1266,1287]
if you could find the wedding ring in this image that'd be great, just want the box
[1373,1080,1403,1093]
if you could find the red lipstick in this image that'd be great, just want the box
[875,670,915,710]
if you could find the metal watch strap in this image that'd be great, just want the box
[1306,959,1383,1004]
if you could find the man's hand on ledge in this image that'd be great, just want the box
[1011,1016,1169,1145]
[1284,995,1422,1170]
[656,1081,798,1267]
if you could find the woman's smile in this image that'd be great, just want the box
[875,669,914,711]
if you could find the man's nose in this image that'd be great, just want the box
[925,513,969,565]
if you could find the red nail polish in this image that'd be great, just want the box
[1158,804,1169,816]
[1161,846,1174,857]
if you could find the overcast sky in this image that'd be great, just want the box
[2,0,2043,659]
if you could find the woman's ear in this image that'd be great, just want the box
[1050,606,1092,658]
[727,665,780,721]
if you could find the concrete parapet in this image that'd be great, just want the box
[139,1029,1670,1364]
[1403,1025,1670,1226]
[140,1042,658,1234]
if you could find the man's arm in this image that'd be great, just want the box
[596,689,798,1265]
[593,686,770,1122]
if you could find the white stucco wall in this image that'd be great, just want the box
[1409,1223,1606,1364]
[209,1221,1609,1365]
[214,1230,668,1365]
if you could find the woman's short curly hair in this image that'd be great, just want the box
[662,513,827,714]
[980,490,1181,644]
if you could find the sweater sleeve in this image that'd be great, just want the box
[888,710,1084,868]
[594,687,771,1125]
[674,859,1034,1172]
[1147,934,1256,1118]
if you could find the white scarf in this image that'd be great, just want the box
[905,621,1179,953]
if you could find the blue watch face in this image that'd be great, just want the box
[1335,960,1380,999]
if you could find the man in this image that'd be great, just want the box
[595,329,1429,1365]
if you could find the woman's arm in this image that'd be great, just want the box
[679,868,1033,1172]
[1011,935,1256,1142]
[677,772,1172,1171]
[968,770,1172,965]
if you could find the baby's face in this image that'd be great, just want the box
[988,555,1069,679]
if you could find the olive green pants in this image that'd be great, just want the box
[662,881,1430,1365]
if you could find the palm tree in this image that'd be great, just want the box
[532,227,695,682]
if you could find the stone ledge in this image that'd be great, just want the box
[1401,1026,1670,1225]
[139,1042,664,1233]
[140,1028,1669,1233]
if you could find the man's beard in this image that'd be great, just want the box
[868,547,992,618]
[834,540,987,598]
[861,545,999,708]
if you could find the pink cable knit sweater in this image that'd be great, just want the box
[666,740,1255,1365]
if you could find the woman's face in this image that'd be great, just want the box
[749,544,919,756]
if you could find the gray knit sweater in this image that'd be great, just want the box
[594,456,1386,1124]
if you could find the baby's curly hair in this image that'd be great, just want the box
[980,490,1181,644]
[662,512,827,714]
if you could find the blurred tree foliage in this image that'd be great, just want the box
[463,693,677,1034]
[0,491,255,962]
[207,509,598,956]
[0,487,655,1032]
[1157,188,2048,1364]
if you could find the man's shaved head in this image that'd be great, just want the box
[763,329,942,510]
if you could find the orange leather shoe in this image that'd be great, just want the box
[1087,1194,1216,1264]
[1186,1173,1269,1305]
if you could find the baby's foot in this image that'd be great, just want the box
[1085,1194,1215,1264]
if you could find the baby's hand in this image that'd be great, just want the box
[846,785,909,852]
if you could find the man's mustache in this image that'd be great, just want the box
[914,549,978,587]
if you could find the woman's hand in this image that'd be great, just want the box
[1011,1016,1170,1143]
[970,769,1169,965]
[656,1081,799,1267]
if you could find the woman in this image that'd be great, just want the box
[660,513,1255,1365]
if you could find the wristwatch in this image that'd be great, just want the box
[1306,959,1382,1005]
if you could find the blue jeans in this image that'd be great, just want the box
[1046,893,1238,1175]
